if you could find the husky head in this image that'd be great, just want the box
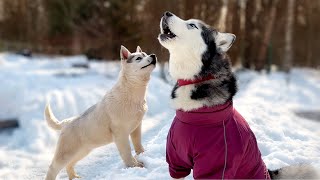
[158,12,237,111]
[158,11,235,80]
[120,45,157,80]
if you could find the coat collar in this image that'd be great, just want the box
[175,101,233,125]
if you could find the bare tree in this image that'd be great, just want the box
[243,0,259,69]
[255,0,279,71]
[283,0,295,73]
[0,0,4,21]
[239,0,247,66]
[218,0,228,31]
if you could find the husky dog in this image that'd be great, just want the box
[158,11,319,179]
[44,45,157,180]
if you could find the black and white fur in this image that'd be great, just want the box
[158,11,319,179]
[158,11,237,111]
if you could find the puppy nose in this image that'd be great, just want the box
[164,11,173,17]
[150,54,156,60]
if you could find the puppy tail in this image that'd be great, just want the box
[44,103,62,130]
[268,164,319,179]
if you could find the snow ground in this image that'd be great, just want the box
[0,53,319,179]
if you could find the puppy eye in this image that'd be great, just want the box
[136,57,142,61]
[187,23,198,29]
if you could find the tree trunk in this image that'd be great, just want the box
[239,0,247,66]
[305,1,313,67]
[218,0,229,31]
[243,0,257,69]
[185,0,195,19]
[283,0,295,73]
[255,0,279,71]
[0,0,4,21]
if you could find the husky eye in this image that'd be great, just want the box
[187,23,198,29]
[136,57,142,61]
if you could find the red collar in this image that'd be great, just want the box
[177,75,215,86]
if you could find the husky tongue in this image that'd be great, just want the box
[177,75,215,86]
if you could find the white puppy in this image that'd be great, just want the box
[45,45,157,180]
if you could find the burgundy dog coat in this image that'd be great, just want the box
[166,101,270,179]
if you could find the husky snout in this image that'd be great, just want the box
[159,12,177,41]
[163,11,173,17]
[162,11,174,24]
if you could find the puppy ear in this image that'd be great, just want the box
[215,32,236,52]
[120,45,131,60]
[136,46,142,53]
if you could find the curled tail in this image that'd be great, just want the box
[269,164,319,179]
[44,103,62,130]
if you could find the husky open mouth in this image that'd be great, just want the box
[160,17,176,41]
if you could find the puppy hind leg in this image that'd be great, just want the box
[66,164,80,180]
[45,157,69,180]
[66,150,90,180]
[45,162,62,180]
[46,136,79,180]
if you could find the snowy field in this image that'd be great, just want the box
[0,53,319,179]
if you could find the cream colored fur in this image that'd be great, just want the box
[44,45,156,180]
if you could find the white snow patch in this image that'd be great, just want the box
[0,53,319,179]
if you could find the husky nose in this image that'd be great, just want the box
[164,11,173,17]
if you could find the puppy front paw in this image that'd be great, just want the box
[134,160,144,168]
[135,147,145,155]
[126,157,144,168]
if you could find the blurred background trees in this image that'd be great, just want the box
[0,0,319,71]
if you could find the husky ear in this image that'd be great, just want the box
[120,45,131,60]
[136,46,142,53]
[215,32,236,52]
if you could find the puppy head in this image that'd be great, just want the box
[120,45,157,79]
[158,11,235,79]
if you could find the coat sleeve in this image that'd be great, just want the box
[166,130,191,179]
